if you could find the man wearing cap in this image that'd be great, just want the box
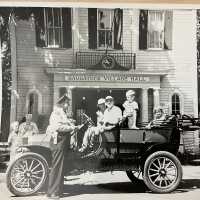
[103,96,122,130]
[79,98,106,152]
[46,94,78,199]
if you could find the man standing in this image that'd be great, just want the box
[46,94,78,199]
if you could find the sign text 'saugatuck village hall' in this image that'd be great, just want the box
[65,74,150,82]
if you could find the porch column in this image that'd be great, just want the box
[53,86,59,106]
[153,88,160,109]
[66,87,73,113]
[141,88,148,123]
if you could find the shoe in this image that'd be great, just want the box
[130,126,139,129]
[78,147,86,153]
[47,194,60,199]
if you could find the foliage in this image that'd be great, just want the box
[0,7,33,140]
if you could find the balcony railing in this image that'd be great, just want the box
[74,51,136,70]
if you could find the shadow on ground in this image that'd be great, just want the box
[60,178,200,197]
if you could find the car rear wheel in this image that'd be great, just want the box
[143,151,182,193]
[6,152,49,196]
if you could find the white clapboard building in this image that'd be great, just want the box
[9,7,198,132]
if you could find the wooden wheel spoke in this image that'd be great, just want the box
[31,163,41,172]
[149,173,159,177]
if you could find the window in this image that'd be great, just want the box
[44,8,63,47]
[139,10,173,50]
[28,92,39,121]
[35,7,72,48]
[172,94,180,115]
[147,10,165,49]
[98,9,114,48]
[88,8,123,49]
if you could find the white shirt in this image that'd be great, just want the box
[103,105,122,125]
[123,100,138,117]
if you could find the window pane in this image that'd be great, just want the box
[48,28,54,46]
[47,8,53,27]
[54,8,61,27]
[98,9,112,29]
[55,28,61,47]
[106,30,112,46]
[98,30,105,47]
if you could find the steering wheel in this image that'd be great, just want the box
[81,113,95,127]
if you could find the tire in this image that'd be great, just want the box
[6,152,49,196]
[143,151,182,193]
[126,169,143,184]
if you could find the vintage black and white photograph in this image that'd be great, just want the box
[0,1,200,199]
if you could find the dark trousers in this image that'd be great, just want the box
[47,134,70,196]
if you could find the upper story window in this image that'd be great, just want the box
[88,8,123,50]
[34,7,72,48]
[45,8,63,48]
[98,9,114,48]
[147,10,165,49]
[139,10,173,50]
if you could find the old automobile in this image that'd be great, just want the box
[6,114,182,196]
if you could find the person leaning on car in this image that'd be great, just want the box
[46,94,79,199]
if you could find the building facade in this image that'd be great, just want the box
[10,7,198,132]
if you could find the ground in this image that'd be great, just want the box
[0,164,200,200]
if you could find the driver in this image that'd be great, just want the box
[79,98,106,153]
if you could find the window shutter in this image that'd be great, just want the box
[34,8,46,47]
[164,10,173,50]
[114,9,123,49]
[88,8,97,49]
[139,10,148,50]
[62,8,72,48]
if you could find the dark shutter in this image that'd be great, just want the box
[34,8,46,47]
[114,9,123,49]
[139,10,148,50]
[88,8,97,49]
[62,8,72,48]
[164,10,173,50]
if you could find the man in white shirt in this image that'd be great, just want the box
[103,96,122,130]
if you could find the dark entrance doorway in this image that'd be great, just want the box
[72,88,140,125]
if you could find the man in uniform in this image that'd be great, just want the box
[46,94,78,199]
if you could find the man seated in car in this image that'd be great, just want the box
[102,96,122,130]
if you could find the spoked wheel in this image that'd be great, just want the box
[143,151,182,193]
[6,153,49,196]
[126,168,143,184]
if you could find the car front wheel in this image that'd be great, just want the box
[143,151,182,193]
[6,152,49,196]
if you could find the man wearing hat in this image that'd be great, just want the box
[46,94,78,199]
[103,96,122,130]
[79,98,106,152]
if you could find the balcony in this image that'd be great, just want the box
[73,51,136,70]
